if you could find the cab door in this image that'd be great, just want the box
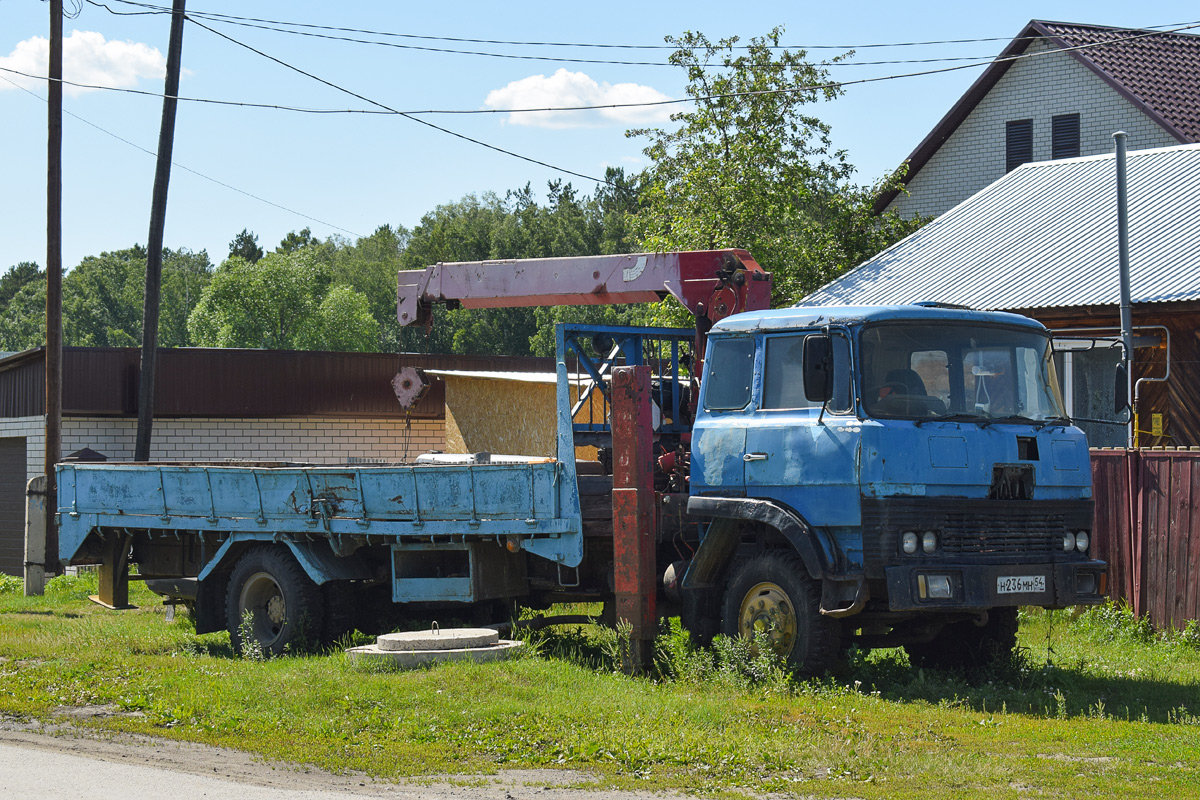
[691,335,755,495]
[742,331,861,528]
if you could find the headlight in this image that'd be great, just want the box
[902,532,919,555]
[922,530,938,554]
[925,574,953,599]
[1062,533,1075,553]
[1075,531,1090,553]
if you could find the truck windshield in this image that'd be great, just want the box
[861,323,1066,422]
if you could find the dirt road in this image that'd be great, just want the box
[0,718,688,800]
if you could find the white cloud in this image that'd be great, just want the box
[484,68,674,129]
[0,31,165,97]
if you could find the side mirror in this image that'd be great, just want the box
[1114,363,1129,415]
[803,334,833,403]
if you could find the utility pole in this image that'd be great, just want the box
[135,0,186,461]
[43,0,63,582]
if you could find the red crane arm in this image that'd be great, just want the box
[397,249,772,330]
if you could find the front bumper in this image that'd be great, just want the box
[884,559,1107,611]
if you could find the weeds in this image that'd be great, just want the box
[237,610,267,662]
[0,575,22,595]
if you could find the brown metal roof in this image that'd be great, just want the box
[0,347,555,419]
[875,20,1200,213]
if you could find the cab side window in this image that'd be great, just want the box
[703,338,755,410]
[829,333,853,414]
[762,335,818,410]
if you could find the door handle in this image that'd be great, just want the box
[743,452,768,462]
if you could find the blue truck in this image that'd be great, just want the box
[57,251,1106,672]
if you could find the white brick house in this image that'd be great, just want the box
[881,21,1200,218]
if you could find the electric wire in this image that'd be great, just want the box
[0,71,366,238]
[84,1,1200,70]
[8,20,1200,119]
[89,0,1200,53]
[185,15,609,184]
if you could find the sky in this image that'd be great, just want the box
[2,0,1199,271]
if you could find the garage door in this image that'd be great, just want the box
[0,438,28,576]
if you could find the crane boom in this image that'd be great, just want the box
[397,249,772,330]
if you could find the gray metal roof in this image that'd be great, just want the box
[805,142,1200,310]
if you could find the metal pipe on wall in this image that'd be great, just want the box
[1113,131,1135,449]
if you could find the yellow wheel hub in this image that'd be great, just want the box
[738,581,798,656]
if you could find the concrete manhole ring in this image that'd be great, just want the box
[375,626,500,652]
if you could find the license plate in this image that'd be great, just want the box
[997,575,1046,594]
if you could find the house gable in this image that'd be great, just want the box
[880,21,1200,219]
[887,35,1179,218]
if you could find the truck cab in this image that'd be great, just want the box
[686,304,1106,672]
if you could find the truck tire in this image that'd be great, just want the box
[904,607,1019,671]
[226,546,323,656]
[721,551,839,676]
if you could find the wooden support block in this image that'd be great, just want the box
[91,530,134,610]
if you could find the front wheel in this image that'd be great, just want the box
[226,546,323,656]
[721,551,839,676]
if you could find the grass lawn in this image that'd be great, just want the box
[1,572,1198,798]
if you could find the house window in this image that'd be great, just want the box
[1006,119,1033,172]
[1052,113,1081,159]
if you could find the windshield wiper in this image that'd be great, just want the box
[1035,415,1074,430]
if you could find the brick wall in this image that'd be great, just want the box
[889,37,1180,218]
[0,416,447,482]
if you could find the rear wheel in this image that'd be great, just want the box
[904,607,1019,671]
[226,546,323,656]
[721,551,839,676]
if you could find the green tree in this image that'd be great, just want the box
[0,262,43,308]
[323,225,409,351]
[0,262,47,351]
[187,251,377,352]
[228,229,264,264]
[629,27,923,306]
[63,247,212,347]
[0,277,48,351]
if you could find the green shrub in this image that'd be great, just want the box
[45,571,99,600]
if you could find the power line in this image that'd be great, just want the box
[92,1,1200,53]
[86,1,1200,71]
[0,71,365,238]
[185,16,610,184]
[9,20,1200,120]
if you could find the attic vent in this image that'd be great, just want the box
[1006,119,1033,172]
[1052,113,1081,160]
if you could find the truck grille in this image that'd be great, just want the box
[860,497,1093,577]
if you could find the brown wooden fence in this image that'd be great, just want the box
[1091,448,1200,628]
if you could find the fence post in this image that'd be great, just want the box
[1127,448,1143,617]
[23,475,48,596]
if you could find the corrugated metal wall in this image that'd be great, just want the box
[0,348,556,420]
[1091,448,1200,628]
